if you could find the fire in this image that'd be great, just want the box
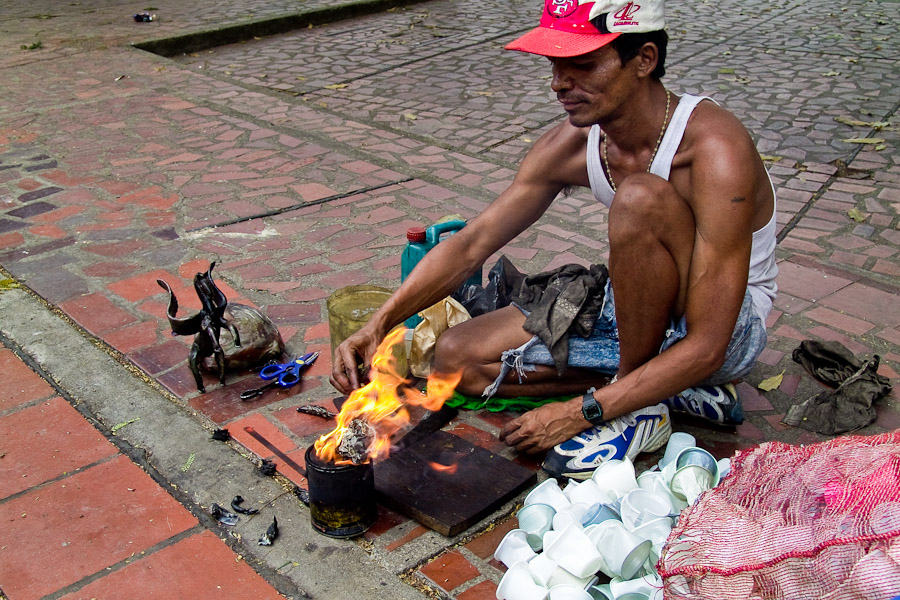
[428,461,458,475]
[315,328,461,464]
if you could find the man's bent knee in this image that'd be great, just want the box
[609,173,695,252]
[610,173,684,224]
[432,324,469,374]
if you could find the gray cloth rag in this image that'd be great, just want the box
[512,262,608,375]
[784,340,893,435]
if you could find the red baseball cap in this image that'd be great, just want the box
[506,0,666,58]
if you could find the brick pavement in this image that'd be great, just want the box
[1,0,899,597]
[0,345,283,600]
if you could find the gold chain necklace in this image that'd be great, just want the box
[602,89,671,193]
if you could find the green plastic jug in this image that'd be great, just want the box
[401,220,481,328]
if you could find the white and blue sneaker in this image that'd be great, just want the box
[662,383,744,426]
[542,404,672,480]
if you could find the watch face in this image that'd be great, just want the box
[583,394,602,423]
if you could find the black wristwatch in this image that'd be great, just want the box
[581,387,604,426]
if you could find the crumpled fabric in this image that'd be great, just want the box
[784,340,893,435]
[512,262,609,375]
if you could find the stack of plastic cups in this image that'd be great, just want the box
[497,437,728,600]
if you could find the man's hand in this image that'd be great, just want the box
[329,326,382,394]
[499,398,590,454]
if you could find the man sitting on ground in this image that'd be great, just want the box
[331,0,777,479]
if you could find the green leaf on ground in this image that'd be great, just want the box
[181,453,196,472]
[842,137,886,144]
[759,154,782,162]
[835,116,889,129]
[847,208,867,222]
[111,417,140,433]
[718,68,735,74]
[758,370,784,392]
[323,83,346,90]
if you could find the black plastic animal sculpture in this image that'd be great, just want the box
[157,262,285,393]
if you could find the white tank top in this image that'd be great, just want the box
[585,93,778,320]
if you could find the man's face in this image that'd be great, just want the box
[548,44,630,127]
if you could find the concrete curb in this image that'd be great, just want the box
[134,0,428,56]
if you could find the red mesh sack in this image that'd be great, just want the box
[659,431,900,600]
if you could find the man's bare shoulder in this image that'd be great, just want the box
[682,100,758,162]
[520,120,591,187]
[678,98,773,230]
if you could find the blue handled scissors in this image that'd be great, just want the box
[240,352,319,400]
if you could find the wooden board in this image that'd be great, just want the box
[374,430,537,536]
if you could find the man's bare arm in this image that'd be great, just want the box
[331,122,590,392]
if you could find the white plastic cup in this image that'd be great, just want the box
[620,488,674,530]
[631,517,674,558]
[591,457,638,500]
[587,583,614,600]
[496,561,550,600]
[589,519,652,580]
[659,432,696,469]
[517,503,556,551]
[580,502,620,527]
[583,523,605,548]
[674,447,720,483]
[609,573,663,600]
[546,567,598,589]
[637,470,688,513]
[564,479,608,506]
[493,529,537,569]
[543,528,561,553]
[548,584,593,600]
[525,478,572,513]
[669,465,715,504]
[544,523,604,579]
[662,446,719,504]
[552,503,590,532]
[717,457,731,480]
[528,553,559,587]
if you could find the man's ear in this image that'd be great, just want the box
[634,42,659,78]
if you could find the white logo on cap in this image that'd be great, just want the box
[613,2,640,26]
[549,0,578,17]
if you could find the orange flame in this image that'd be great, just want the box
[428,461,458,475]
[315,328,461,464]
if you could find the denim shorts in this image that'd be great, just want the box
[518,280,767,385]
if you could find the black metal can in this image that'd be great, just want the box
[305,446,376,538]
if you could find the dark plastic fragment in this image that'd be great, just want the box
[258,516,279,546]
[231,495,259,515]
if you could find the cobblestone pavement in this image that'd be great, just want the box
[1,0,899,597]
